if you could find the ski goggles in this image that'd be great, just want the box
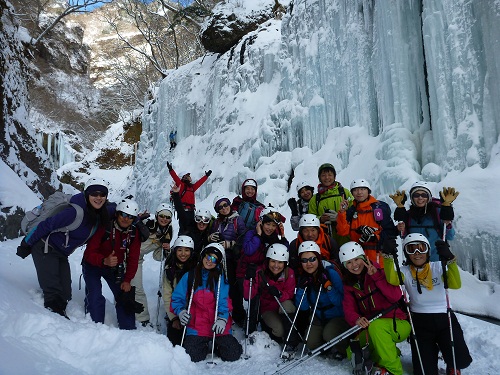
[205,254,219,264]
[404,243,429,255]
[195,216,211,224]
[300,256,318,264]
[118,211,136,220]
[89,191,107,198]
[158,214,171,219]
[264,211,282,224]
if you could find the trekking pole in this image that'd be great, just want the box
[280,287,307,359]
[441,223,457,372]
[394,236,425,375]
[243,276,253,359]
[180,273,196,347]
[207,276,221,368]
[300,286,322,358]
[271,305,396,375]
[155,249,165,333]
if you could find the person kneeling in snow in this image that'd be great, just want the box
[171,243,242,362]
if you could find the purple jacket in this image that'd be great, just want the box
[26,193,115,256]
[210,211,246,242]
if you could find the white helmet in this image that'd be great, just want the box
[116,198,139,217]
[84,177,110,192]
[350,179,371,193]
[299,214,320,228]
[409,181,432,202]
[339,241,365,264]
[266,243,289,262]
[297,181,314,192]
[201,242,226,263]
[173,235,194,250]
[156,203,173,216]
[243,179,257,188]
[194,208,212,223]
[402,233,430,253]
[298,241,321,256]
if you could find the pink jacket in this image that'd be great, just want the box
[243,266,296,314]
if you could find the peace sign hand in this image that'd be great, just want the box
[363,258,377,276]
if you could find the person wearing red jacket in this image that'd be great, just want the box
[167,161,211,218]
[340,241,410,375]
[82,198,142,330]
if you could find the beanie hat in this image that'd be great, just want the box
[318,163,336,178]
[214,197,231,210]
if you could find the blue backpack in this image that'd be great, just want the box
[238,201,259,229]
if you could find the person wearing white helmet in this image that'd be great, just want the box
[18,177,114,318]
[336,178,398,267]
[288,213,340,274]
[230,178,265,229]
[294,241,349,359]
[209,195,248,326]
[82,197,142,330]
[243,243,299,355]
[288,181,315,231]
[389,181,458,262]
[171,243,243,362]
[382,235,472,375]
[340,240,410,375]
[166,161,211,220]
[161,235,197,345]
[129,202,174,327]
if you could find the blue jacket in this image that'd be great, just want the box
[295,263,345,322]
[26,193,115,256]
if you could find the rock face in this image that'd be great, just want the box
[200,3,274,53]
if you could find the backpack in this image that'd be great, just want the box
[238,200,260,229]
[314,183,347,212]
[21,191,84,253]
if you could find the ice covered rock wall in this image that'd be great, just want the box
[135,0,500,281]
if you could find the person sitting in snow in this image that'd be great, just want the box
[171,243,242,362]
[383,234,472,375]
[288,181,315,231]
[167,161,211,221]
[307,163,353,246]
[231,178,265,230]
[390,181,457,262]
[336,178,398,267]
[82,197,143,330]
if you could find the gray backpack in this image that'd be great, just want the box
[21,192,84,253]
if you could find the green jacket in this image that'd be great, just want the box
[308,183,353,216]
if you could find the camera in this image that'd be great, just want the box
[113,263,125,284]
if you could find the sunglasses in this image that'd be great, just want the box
[118,211,136,220]
[158,214,171,219]
[205,254,218,263]
[301,256,317,264]
[218,202,230,210]
[412,193,429,199]
[195,216,210,224]
[89,191,107,198]
[405,243,429,255]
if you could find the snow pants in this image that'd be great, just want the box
[306,316,350,355]
[31,241,71,312]
[82,261,136,330]
[411,312,472,375]
[130,247,156,323]
[260,300,300,346]
[357,318,411,375]
[183,334,242,362]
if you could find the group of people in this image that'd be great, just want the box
[17,162,472,375]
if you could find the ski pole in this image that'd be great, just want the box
[441,223,457,372]
[280,287,307,359]
[207,276,221,368]
[394,236,425,375]
[243,276,253,359]
[272,305,396,375]
[300,286,322,358]
[181,273,196,347]
[155,248,165,333]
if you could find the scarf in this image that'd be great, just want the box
[410,263,433,293]
[317,181,340,195]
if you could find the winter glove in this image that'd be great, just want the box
[267,285,282,298]
[357,226,376,243]
[245,263,257,280]
[287,198,299,216]
[167,161,173,171]
[208,232,220,242]
[381,236,398,256]
[205,170,212,177]
[439,205,454,222]
[179,309,192,326]
[436,240,455,261]
[298,275,313,289]
[212,317,227,334]
[440,187,459,206]
[319,270,332,291]
[223,240,235,250]
[324,210,338,223]
[138,212,150,221]
[16,238,32,259]
[390,190,407,208]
